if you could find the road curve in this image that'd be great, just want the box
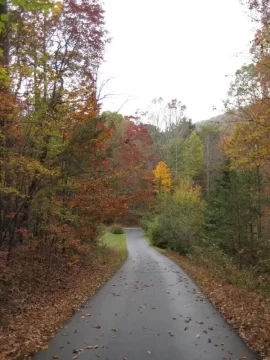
[34,228,257,360]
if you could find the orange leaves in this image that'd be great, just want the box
[168,251,270,359]
[51,1,63,15]
[71,177,129,239]
[223,111,270,171]
[224,22,270,172]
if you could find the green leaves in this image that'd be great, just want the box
[180,132,204,181]
[0,184,21,196]
[148,180,204,254]
[0,13,8,22]
[0,0,55,35]
[11,0,54,10]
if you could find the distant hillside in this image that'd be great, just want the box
[195,114,228,128]
[195,112,240,133]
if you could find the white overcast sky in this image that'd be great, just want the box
[99,0,256,122]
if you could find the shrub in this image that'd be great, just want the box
[188,245,270,293]
[110,225,124,234]
[148,216,169,248]
[148,181,204,254]
[140,212,153,231]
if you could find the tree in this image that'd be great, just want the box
[198,124,224,196]
[148,180,204,254]
[138,98,193,165]
[180,131,204,181]
[223,22,270,241]
[153,161,172,193]
[0,0,110,260]
[203,166,268,269]
[243,0,269,24]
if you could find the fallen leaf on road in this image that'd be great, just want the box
[86,345,99,350]
[41,345,48,350]
[111,328,117,332]
[92,324,101,329]
[72,356,78,360]
[196,333,201,339]
[147,351,151,354]
[53,356,59,359]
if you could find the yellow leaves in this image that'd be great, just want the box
[177,179,202,205]
[153,161,172,193]
[51,1,63,15]
[7,155,60,178]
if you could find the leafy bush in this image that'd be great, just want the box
[188,245,269,293]
[148,180,204,254]
[140,212,154,231]
[110,225,124,234]
[147,216,169,248]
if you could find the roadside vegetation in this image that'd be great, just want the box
[162,251,269,358]
[140,4,270,357]
[102,227,128,263]
[0,0,151,357]
[0,230,127,359]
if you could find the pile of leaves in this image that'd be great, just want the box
[164,251,270,359]
[0,241,127,360]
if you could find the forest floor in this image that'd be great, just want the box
[0,232,127,360]
[158,249,270,359]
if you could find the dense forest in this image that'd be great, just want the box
[140,1,270,281]
[0,0,269,359]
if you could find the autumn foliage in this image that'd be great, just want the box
[0,0,269,359]
[0,1,156,358]
[153,161,172,193]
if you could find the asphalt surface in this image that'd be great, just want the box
[34,228,257,360]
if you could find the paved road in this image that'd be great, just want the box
[34,228,257,360]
